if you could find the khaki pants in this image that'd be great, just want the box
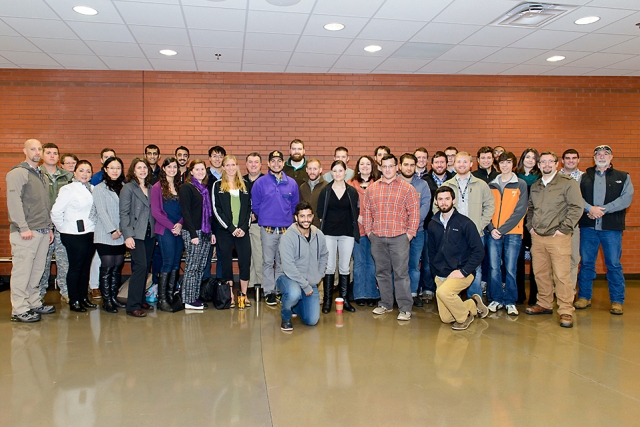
[248,223,262,286]
[10,231,50,315]
[435,275,476,324]
[570,226,580,291]
[531,233,575,316]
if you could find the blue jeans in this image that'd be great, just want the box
[577,228,625,304]
[419,228,434,295]
[487,234,522,306]
[352,235,379,300]
[276,275,319,325]
[466,235,485,298]
[157,230,184,273]
[409,231,425,296]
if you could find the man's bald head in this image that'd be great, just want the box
[23,139,43,166]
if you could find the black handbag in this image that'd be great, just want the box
[212,279,231,310]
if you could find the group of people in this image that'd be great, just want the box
[6,139,633,332]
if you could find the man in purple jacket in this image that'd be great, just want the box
[251,150,300,305]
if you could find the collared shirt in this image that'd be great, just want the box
[308,178,320,192]
[415,168,426,179]
[560,168,583,182]
[363,177,419,238]
[541,171,557,186]
[263,226,288,235]
[455,175,470,217]
[432,172,447,188]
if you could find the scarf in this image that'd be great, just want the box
[191,179,212,234]
[74,178,92,193]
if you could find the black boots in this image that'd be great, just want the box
[111,266,126,309]
[167,270,178,305]
[157,272,173,312]
[339,274,355,312]
[100,267,117,313]
[322,274,334,314]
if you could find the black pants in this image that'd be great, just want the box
[216,228,251,282]
[60,233,96,303]
[127,236,156,312]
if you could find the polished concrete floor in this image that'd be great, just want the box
[1,280,639,427]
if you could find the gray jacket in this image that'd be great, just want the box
[92,182,125,246]
[6,162,51,233]
[278,224,328,295]
[119,182,155,240]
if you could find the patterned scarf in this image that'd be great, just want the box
[74,178,92,193]
[191,179,212,234]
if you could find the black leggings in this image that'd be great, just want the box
[60,233,96,303]
[216,228,251,282]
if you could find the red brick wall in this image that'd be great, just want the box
[1,70,638,275]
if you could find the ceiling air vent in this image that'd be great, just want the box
[491,3,576,28]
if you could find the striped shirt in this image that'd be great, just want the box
[363,177,420,238]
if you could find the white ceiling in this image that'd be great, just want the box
[1,0,640,75]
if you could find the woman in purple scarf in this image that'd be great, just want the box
[178,159,216,310]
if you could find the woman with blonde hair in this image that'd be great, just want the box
[213,155,252,309]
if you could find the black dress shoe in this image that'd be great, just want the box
[70,301,87,312]
[141,303,152,310]
[81,298,97,309]
[367,299,377,307]
[356,300,366,306]
[413,296,424,307]
[127,310,147,318]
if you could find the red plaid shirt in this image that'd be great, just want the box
[363,177,419,238]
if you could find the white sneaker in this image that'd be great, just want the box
[487,301,504,313]
[397,311,411,321]
[372,306,391,315]
[185,301,204,310]
[506,304,519,316]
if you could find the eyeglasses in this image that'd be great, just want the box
[63,162,76,166]
[539,160,557,165]
[211,154,224,159]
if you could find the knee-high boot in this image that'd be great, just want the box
[157,272,173,312]
[100,266,117,313]
[322,274,334,314]
[339,274,355,312]
[167,270,178,305]
[111,266,126,309]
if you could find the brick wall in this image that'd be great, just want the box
[1,70,638,275]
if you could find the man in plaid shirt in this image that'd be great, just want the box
[363,154,420,321]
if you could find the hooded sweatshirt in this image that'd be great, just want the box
[278,224,329,295]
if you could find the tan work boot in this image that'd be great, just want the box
[610,303,623,315]
[573,298,591,309]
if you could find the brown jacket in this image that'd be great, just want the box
[526,172,582,236]
[299,177,328,228]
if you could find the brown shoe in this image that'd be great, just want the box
[610,303,623,315]
[127,310,147,318]
[574,298,591,309]
[91,289,102,299]
[525,304,553,315]
[559,314,573,328]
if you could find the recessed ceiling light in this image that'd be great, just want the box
[73,6,98,16]
[159,49,177,56]
[547,55,565,62]
[266,0,302,6]
[575,16,600,25]
[324,23,345,31]
[364,45,382,53]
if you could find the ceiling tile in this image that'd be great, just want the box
[375,0,453,21]
[140,43,194,60]
[458,62,517,74]
[313,0,385,18]
[433,0,523,25]
[182,0,247,9]
[411,22,481,44]
[623,70,640,76]
[342,39,403,57]
[357,19,426,42]
[390,42,453,59]
[286,65,330,73]
[67,22,136,43]
[246,11,308,34]
[602,37,640,55]
[557,33,635,52]
[500,64,557,75]
[460,26,533,47]
[482,47,547,64]
[193,46,242,62]
[44,0,124,24]
[328,67,374,73]
[416,60,473,74]
[589,0,640,10]
[242,63,286,72]
[101,55,151,70]
[289,52,339,67]
[438,45,500,61]
[244,32,299,51]
[148,58,197,71]
[248,0,315,13]
[0,50,59,66]
[374,57,431,72]
[525,50,591,66]
[0,35,41,52]
[183,6,246,31]
[564,52,634,68]
[295,35,351,54]
[0,20,21,37]
[541,66,595,76]
[114,1,184,28]
[29,38,93,55]
[2,17,77,39]
[595,11,640,36]
[242,49,291,65]
[129,25,190,45]
[583,68,635,76]
[543,6,636,33]
[0,0,58,20]
[50,53,105,68]
[603,56,640,70]
[197,60,242,72]
[509,30,585,50]
[302,14,368,38]
[332,54,386,69]
[189,29,245,49]
[85,41,145,58]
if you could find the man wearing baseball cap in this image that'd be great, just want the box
[251,150,300,306]
[575,145,634,315]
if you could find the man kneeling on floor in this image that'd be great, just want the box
[277,201,328,331]
[428,186,488,330]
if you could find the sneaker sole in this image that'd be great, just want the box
[10,316,41,323]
